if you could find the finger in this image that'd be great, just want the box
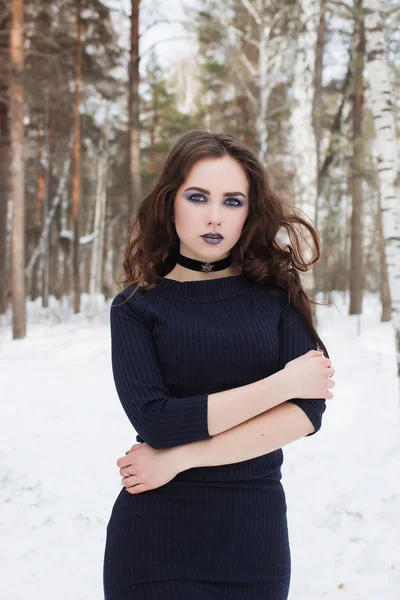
[125,484,147,495]
[119,467,135,478]
[121,474,138,487]
[116,456,132,468]
[117,445,142,467]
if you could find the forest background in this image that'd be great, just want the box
[1,0,399,355]
[1,2,400,599]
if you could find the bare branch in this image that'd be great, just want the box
[233,67,258,110]
[240,51,258,78]
[266,101,293,118]
[383,6,400,17]
[226,23,259,49]
[140,18,188,38]
[212,8,259,49]
[240,0,262,26]
[326,0,354,14]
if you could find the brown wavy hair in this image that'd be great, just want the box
[117,128,329,358]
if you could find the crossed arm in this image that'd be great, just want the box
[175,400,316,472]
[111,288,327,472]
[177,292,327,469]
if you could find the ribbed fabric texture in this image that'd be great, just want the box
[109,275,326,462]
[103,274,327,598]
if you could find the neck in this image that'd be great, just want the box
[165,266,242,282]
[165,253,241,282]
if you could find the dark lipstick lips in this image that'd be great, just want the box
[201,234,223,238]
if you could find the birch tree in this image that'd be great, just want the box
[364,0,400,378]
[289,0,320,305]
[195,0,294,164]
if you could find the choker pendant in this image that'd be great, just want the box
[176,252,233,273]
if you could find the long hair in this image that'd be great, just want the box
[117,128,329,357]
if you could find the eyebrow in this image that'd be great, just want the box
[184,186,246,199]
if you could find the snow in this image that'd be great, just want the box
[0,290,399,599]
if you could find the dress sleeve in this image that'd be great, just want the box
[110,293,212,449]
[278,291,327,436]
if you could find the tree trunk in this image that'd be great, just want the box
[129,0,141,218]
[377,190,391,322]
[72,0,82,314]
[10,0,26,339]
[290,0,320,317]
[364,0,400,378]
[349,3,365,316]
[0,64,10,314]
[313,0,326,177]
[42,86,51,308]
[25,147,71,280]
[90,109,109,301]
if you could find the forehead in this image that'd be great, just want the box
[182,156,249,192]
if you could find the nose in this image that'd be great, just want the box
[205,204,222,226]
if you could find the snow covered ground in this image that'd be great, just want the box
[0,290,399,599]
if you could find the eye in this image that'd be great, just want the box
[187,193,243,207]
[188,193,207,202]
[225,198,243,207]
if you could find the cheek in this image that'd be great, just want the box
[174,199,195,227]
[230,209,249,235]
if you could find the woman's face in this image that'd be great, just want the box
[173,155,249,262]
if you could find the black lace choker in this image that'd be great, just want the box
[176,252,233,273]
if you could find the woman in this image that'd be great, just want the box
[103,129,335,599]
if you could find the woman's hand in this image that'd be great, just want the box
[283,349,335,399]
[116,442,185,494]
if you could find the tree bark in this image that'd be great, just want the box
[0,77,10,314]
[72,0,82,314]
[349,1,365,316]
[10,0,26,339]
[290,0,320,317]
[90,109,109,301]
[364,0,400,378]
[129,0,141,218]
[377,190,391,322]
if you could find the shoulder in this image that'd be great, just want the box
[110,282,164,326]
[110,284,148,322]
[251,280,285,304]
[251,282,292,321]
[112,284,143,305]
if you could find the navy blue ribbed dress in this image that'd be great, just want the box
[103,274,326,599]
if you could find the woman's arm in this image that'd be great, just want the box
[111,290,294,449]
[175,401,318,472]
[172,292,330,471]
[118,401,318,494]
[277,290,328,436]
